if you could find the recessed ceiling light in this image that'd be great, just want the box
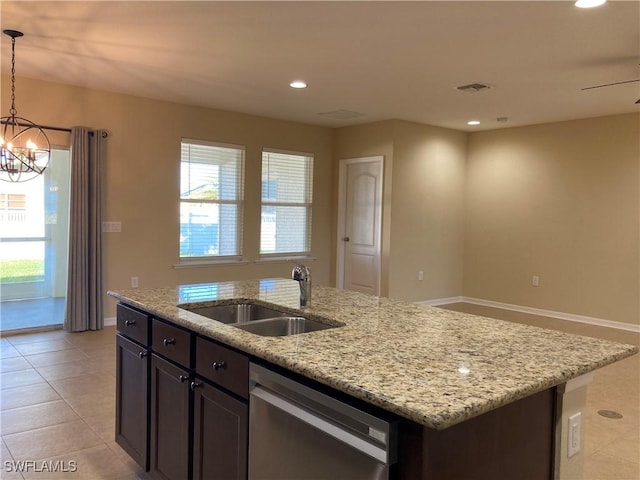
[289,81,307,89]
[467,120,481,126]
[575,0,606,8]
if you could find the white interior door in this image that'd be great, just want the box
[337,156,383,296]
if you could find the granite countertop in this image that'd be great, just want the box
[108,278,638,430]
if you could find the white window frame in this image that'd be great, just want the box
[178,139,245,266]
[260,148,313,259]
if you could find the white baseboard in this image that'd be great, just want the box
[417,296,464,306]
[417,296,640,333]
[104,316,116,327]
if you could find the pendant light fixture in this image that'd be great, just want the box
[1,29,50,182]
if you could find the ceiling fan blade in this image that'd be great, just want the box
[582,79,640,90]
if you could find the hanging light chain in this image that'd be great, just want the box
[9,34,17,116]
[1,29,51,182]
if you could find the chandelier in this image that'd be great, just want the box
[1,29,50,182]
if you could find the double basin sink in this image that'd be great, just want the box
[182,303,340,337]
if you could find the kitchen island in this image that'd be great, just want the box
[108,278,637,480]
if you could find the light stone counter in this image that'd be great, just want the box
[108,278,637,430]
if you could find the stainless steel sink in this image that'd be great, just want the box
[234,316,336,336]
[182,302,342,336]
[184,303,289,324]
[181,303,341,337]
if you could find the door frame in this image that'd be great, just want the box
[336,156,384,293]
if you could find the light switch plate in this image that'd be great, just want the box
[102,221,122,233]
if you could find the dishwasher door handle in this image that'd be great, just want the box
[251,386,389,464]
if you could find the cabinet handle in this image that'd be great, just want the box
[212,361,226,371]
[138,351,147,359]
[162,338,176,347]
[125,319,136,326]
[179,374,189,383]
[190,380,203,391]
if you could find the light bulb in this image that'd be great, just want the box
[26,139,37,150]
[575,0,606,8]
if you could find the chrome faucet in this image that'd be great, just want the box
[292,264,311,308]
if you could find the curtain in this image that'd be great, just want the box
[64,127,105,332]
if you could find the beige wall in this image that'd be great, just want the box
[2,76,335,318]
[4,76,638,326]
[464,114,640,325]
[334,119,467,302]
[388,120,466,301]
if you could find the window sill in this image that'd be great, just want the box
[173,259,249,269]
[254,255,316,264]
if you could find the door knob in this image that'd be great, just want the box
[342,237,350,242]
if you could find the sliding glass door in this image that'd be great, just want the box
[0,149,70,330]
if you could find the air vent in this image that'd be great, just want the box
[456,83,492,93]
[317,110,366,120]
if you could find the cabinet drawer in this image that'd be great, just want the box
[196,337,249,399]
[117,304,150,346]
[152,319,192,367]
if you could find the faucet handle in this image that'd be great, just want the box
[292,264,310,282]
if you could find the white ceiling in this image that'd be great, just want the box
[1,1,639,132]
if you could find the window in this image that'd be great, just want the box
[0,193,27,210]
[260,149,313,256]
[180,140,244,261]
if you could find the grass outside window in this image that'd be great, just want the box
[0,259,44,283]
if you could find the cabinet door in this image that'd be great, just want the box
[193,380,248,480]
[115,334,149,470]
[150,354,190,480]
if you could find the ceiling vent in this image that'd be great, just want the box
[456,83,492,93]
[317,110,366,120]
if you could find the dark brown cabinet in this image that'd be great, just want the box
[115,334,149,470]
[115,305,150,471]
[192,380,248,480]
[116,304,250,480]
[117,303,149,345]
[150,354,191,480]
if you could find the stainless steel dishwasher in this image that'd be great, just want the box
[248,363,398,480]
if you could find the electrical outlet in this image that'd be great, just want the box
[532,275,540,287]
[568,412,581,458]
[418,271,424,281]
[131,276,139,288]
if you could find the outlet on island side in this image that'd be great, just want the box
[532,275,540,287]
[418,271,424,281]
[568,412,581,458]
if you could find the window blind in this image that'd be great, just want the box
[180,139,244,259]
[260,149,313,255]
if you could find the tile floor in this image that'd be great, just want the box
[0,305,638,479]
[0,326,147,479]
